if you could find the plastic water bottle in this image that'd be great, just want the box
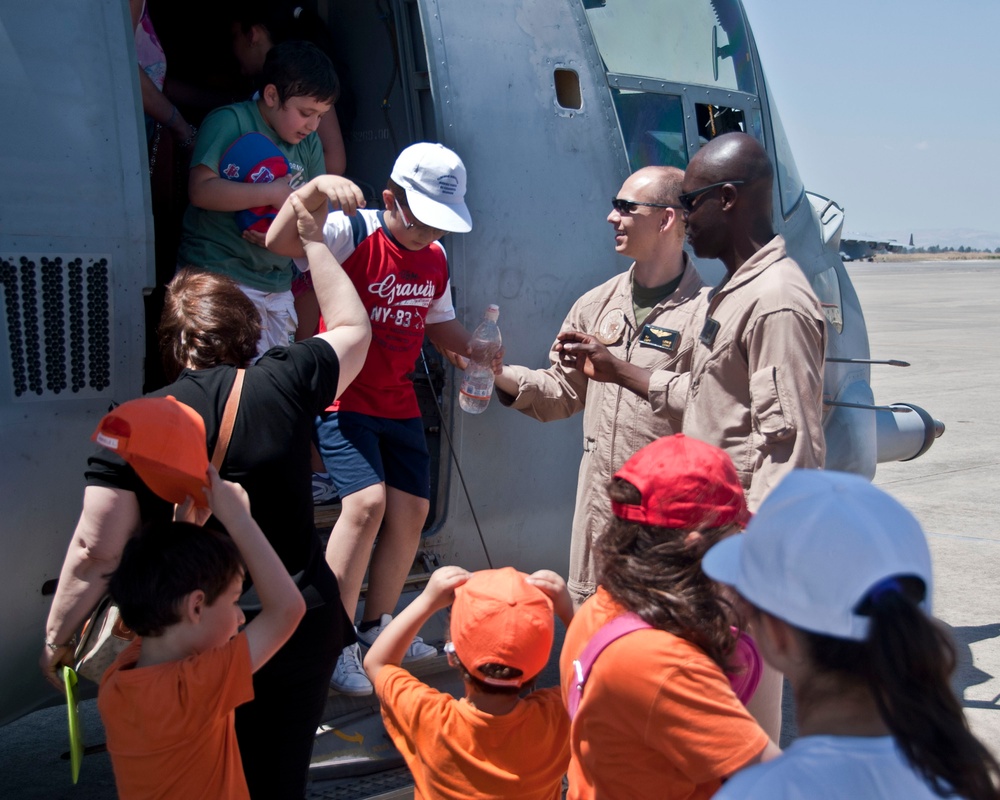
[459,304,502,414]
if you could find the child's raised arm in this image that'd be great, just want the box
[363,566,470,684]
[204,467,305,671]
[285,194,371,397]
[266,174,366,257]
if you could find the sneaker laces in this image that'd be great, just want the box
[340,643,365,674]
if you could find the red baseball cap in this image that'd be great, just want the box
[612,434,749,530]
[449,567,554,687]
[92,396,210,507]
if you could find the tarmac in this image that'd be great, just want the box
[1,258,998,798]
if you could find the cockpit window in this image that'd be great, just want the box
[613,90,687,170]
[583,0,756,94]
[695,103,746,142]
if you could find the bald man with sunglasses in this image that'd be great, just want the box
[561,134,826,511]
[558,134,826,743]
[494,166,709,607]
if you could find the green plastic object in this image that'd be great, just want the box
[63,666,83,784]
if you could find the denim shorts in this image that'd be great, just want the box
[315,411,431,500]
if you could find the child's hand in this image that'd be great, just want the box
[290,194,324,245]
[202,465,252,528]
[527,569,574,626]
[432,341,469,371]
[173,494,213,527]
[423,566,471,611]
[317,175,366,216]
[242,228,268,248]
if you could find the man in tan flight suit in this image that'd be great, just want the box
[559,133,826,739]
[494,166,708,607]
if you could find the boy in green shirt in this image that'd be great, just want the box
[179,40,359,356]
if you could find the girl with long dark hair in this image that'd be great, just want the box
[705,470,1000,800]
[559,434,779,800]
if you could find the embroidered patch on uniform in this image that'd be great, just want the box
[700,317,720,347]
[596,308,627,345]
[638,324,679,352]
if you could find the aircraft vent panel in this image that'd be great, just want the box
[0,254,112,401]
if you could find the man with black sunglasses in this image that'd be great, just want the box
[676,132,826,510]
[558,132,826,746]
[561,134,826,513]
[493,166,708,607]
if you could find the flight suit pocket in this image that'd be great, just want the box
[750,366,795,442]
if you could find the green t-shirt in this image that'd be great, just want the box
[178,100,324,292]
[632,272,684,329]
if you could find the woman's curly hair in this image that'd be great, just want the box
[158,268,261,381]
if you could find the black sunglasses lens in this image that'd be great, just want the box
[612,198,635,213]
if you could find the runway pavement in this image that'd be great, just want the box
[2,258,997,798]
[847,259,1000,755]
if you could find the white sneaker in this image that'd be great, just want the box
[329,643,373,696]
[312,472,339,506]
[356,613,438,663]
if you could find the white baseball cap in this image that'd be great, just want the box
[390,142,472,233]
[702,470,933,641]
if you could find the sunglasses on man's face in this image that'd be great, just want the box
[677,180,745,213]
[611,197,681,215]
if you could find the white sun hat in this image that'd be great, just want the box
[702,469,933,641]
[390,142,472,233]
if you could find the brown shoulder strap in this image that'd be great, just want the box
[211,368,245,471]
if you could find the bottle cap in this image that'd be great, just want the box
[485,304,499,321]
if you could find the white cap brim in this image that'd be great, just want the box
[405,187,472,233]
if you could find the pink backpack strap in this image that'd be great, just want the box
[568,612,651,720]
[727,628,763,705]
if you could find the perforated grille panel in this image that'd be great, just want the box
[1,254,113,400]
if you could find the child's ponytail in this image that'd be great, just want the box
[863,582,1000,800]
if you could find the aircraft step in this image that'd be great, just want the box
[307,765,414,799]
[314,502,343,530]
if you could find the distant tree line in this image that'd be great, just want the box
[910,245,1000,254]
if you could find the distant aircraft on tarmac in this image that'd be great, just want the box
[0,0,943,781]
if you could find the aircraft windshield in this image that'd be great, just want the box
[583,0,756,94]
[763,73,805,217]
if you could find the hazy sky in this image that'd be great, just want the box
[740,0,1000,241]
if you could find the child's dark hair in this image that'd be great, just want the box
[233,1,336,58]
[109,521,244,637]
[800,577,1000,800]
[595,477,741,671]
[262,40,339,106]
[450,652,535,697]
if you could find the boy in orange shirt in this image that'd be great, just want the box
[98,460,305,800]
[363,566,572,799]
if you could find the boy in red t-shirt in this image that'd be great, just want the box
[363,566,573,799]
[267,143,502,695]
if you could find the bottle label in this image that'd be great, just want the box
[460,384,492,399]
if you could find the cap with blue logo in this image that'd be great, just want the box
[391,142,472,233]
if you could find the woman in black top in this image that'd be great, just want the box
[42,191,370,798]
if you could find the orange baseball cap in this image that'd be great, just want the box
[449,567,554,687]
[612,433,750,530]
[92,396,210,507]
